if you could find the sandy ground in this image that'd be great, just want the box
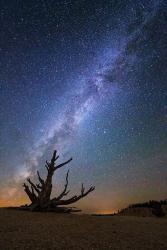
[0,208,167,250]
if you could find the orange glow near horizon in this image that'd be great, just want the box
[0,197,118,214]
[0,198,28,208]
[94,210,116,214]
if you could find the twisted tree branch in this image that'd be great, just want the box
[37,171,45,186]
[53,170,70,202]
[51,185,95,206]
[23,183,37,203]
[54,158,73,171]
[27,178,40,194]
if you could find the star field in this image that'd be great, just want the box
[0,0,167,213]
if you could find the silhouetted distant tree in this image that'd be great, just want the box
[22,150,95,212]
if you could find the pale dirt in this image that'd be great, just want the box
[0,208,167,250]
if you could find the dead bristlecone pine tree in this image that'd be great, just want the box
[22,150,95,212]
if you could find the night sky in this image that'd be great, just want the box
[0,0,167,213]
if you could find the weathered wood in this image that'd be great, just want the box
[22,150,95,212]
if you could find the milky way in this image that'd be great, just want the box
[0,0,167,212]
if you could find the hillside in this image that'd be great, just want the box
[118,200,167,217]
